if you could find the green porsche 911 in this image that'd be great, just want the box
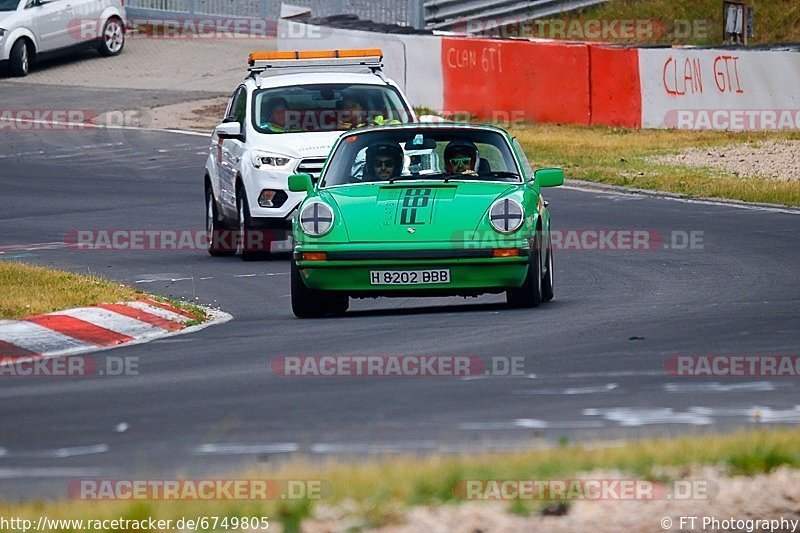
[288,124,563,318]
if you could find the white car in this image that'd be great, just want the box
[0,0,125,77]
[204,49,417,260]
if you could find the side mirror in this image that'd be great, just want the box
[288,173,314,193]
[534,168,564,187]
[214,122,242,140]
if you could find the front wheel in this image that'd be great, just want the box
[291,260,349,318]
[237,189,272,261]
[506,234,543,308]
[542,230,554,302]
[206,187,236,257]
[9,39,30,77]
[98,17,125,57]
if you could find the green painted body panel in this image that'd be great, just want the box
[316,181,518,243]
[291,124,559,296]
[299,261,528,292]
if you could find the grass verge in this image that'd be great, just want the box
[0,261,206,322]
[3,428,798,531]
[0,261,137,319]
[562,0,800,46]
[509,123,800,205]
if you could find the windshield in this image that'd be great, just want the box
[0,0,18,11]
[321,128,522,187]
[251,83,412,134]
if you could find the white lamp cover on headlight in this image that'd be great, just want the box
[299,202,334,236]
[489,198,524,234]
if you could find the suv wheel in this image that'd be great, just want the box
[206,187,236,257]
[237,188,272,261]
[9,39,30,77]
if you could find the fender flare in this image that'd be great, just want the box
[95,7,126,38]
[2,28,38,61]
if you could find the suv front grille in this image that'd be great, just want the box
[295,158,327,180]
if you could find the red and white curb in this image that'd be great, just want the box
[0,299,231,362]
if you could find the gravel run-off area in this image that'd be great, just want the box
[651,141,800,181]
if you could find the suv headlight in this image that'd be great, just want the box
[252,151,292,170]
[299,201,334,237]
[489,198,524,234]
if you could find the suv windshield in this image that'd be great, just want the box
[252,83,412,134]
[0,0,18,11]
[321,128,522,187]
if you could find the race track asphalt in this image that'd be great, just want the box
[1,125,799,500]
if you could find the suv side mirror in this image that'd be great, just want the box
[288,173,313,193]
[534,168,564,187]
[215,122,242,141]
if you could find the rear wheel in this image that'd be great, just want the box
[237,188,272,261]
[506,233,543,308]
[98,17,125,56]
[9,39,30,77]
[291,260,349,318]
[206,186,235,257]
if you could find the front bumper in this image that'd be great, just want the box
[293,243,531,293]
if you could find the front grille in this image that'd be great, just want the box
[295,158,327,180]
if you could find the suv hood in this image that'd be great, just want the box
[248,131,342,159]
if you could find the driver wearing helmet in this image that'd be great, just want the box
[444,139,479,176]
[363,142,404,181]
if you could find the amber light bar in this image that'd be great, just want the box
[248,49,383,65]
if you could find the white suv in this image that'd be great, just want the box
[0,0,125,76]
[204,49,417,260]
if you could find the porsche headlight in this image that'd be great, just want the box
[489,198,524,234]
[299,201,334,237]
[252,151,292,169]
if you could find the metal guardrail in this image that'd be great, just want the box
[125,0,425,28]
[125,0,608,32]
[423,0,610,31]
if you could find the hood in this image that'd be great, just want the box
[320,181,518,243]
[247,131,341,159]
[0,10,21,28]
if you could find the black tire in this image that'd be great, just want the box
[542,229,554,303]
[291,260,349,318]
[9,39,30,77]
[237,188,272,261]
[206,186,236,257]
[98,17,124,57]
[506,233,543,308]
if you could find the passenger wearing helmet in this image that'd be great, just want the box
[444,139,479,176]
[364,142,404,181]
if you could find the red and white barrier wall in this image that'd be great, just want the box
[278,20,800,130]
